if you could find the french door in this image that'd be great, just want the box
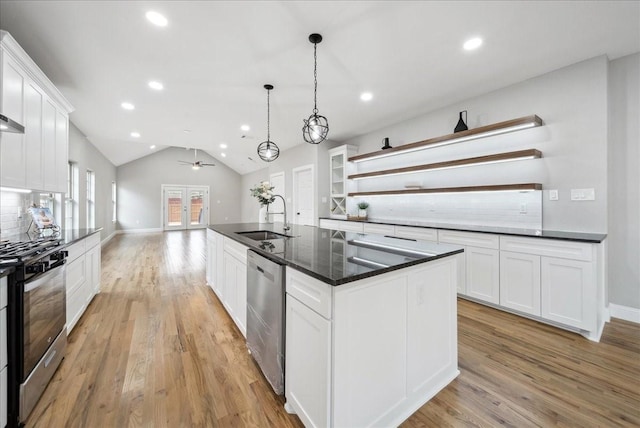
[162,185,209,230]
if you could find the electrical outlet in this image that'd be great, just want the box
[549,189,559,201]
[571,188,595,201]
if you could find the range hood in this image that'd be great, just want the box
[0,113,25,133]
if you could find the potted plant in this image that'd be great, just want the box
[357,201,369,218]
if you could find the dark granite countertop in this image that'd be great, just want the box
[210,223,463,286]
[319,217,606,243]
[0,228,102,246]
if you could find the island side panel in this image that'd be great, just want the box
[332,256,459,428]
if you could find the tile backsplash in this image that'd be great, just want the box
[360,190,543,230]
[0,191,34,236]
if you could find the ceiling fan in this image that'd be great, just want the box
[178,148,215,170]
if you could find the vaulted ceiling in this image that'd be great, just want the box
[1,1,638,174]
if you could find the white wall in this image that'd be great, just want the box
[68,122,117,241]
[116,147,241,230]
[240,141,339,224]
[343,56,609,233]
[608,52,640,310]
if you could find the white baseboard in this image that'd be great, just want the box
[101,231,116,246]
[116,228,163,234]
[609,303,640,324]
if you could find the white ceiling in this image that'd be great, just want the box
[1,1,638,175]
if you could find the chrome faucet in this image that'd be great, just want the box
[268,194,290,231]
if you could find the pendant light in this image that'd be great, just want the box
[302,33,329,144]
[257,84,280,162]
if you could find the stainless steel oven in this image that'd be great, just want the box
[2,238,68,427]
[20,260,67,421]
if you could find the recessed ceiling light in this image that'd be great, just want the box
[360,92,373,102]
[121,102,135,110]
[240,124,250,132]
[183,129,191,134]
[146,11,168,27]
[148,80,164,90]
[463,37,483,51]
[220,143,228,149]
[221,153,227,157]
[130,132,141,138]
[150,145,156,149]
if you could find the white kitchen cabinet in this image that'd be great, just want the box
[223,251,247,337]
[219,237,248,337]
[541,256,595,330]
[285,294,332,428]
[0,31,72,192]
[394,225,438,242]
[319,218,363,233]
[65,233,101,333]
[328,145,357,219]
[362,222,395,236]
[206,230,226,300]
[439,230,499,303]
[86,236,101,296]
[206,229,215,288]
[286,257,459,427]
[500,251,541,316]
[0,50,27,188]
[24,79,44,190]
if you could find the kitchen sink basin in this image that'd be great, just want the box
[236,230,293,241]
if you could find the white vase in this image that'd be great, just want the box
[359,209,367,218]
[259,205,271,224]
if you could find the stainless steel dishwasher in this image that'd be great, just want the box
[246,250,286,395]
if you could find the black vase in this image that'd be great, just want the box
[454,110,468,133]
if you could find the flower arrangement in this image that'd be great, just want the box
[357,201,369,210]
[250,181,276,206]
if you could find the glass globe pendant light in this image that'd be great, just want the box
[257,84,280,162]
[302,33,329,144]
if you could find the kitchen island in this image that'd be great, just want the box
[208,223,463,427]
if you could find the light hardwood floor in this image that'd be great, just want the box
[26,230,639,427]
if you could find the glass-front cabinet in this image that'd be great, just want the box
[328,145,357,219]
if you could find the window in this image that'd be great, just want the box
[111,181,117,222]
[86,170,95,228]
[65,162,78,230]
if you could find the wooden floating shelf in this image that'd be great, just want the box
[349,115,543,163]
[349,149,542,180]
[348,183,542,197]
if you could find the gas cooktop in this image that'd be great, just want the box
[0,237,64,266]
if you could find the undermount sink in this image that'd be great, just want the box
[237,230,293,241]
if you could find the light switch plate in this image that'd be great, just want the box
[571,188,595,201]
[549,189,559,201]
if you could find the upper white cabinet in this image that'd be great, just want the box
[0,31,73,192]
[328,145,357,219]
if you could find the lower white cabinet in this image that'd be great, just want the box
[541,256,595,330]
[286,258,459,427]
[285,294,331,428]
[465,247,500,304]
[223,251,247,336]
[66,233,101,333]
[0,366,6,428]
[207,231,248,338]
[500,251,541,316]
[86,238,101,296]
[319,219,363,233]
